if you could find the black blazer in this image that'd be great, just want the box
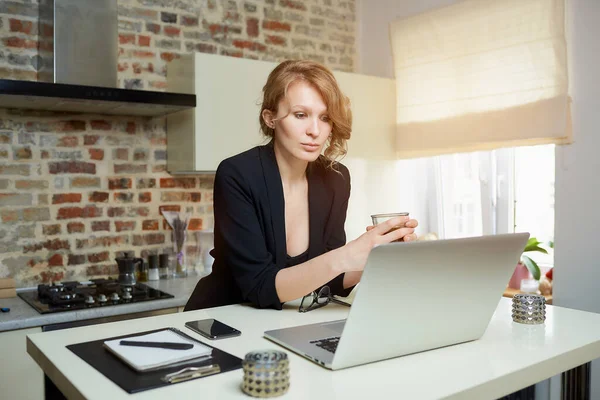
[185,144,353,311]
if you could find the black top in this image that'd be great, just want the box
[286,248,310,267]
[184,144,353,311]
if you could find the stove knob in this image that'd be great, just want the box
[97,294,107,303]
[85,295,95,304]
[110,293,120,301]
[122,291,132,300]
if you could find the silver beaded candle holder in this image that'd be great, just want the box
[512,293,546,325]
[241,350,290,398]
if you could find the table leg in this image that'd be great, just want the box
[45,374,67,400]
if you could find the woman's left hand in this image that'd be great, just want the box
[366,218,419,242]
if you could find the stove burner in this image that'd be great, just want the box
[18,278,174,314]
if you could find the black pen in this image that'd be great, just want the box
[119,340,194,350]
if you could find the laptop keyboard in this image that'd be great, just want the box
[310,336,340,353]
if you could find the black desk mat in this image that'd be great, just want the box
[67,327,243,394]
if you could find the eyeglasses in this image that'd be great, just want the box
[298,285,351,313]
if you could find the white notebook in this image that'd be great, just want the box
[103,329,213,372]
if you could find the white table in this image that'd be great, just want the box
[27,298,600,399]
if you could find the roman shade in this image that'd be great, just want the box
[390,0,571,158]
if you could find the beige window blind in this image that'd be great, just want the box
[390,0,571,158]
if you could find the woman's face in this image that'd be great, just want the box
[269,80,332,163]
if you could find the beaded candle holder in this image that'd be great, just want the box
[512,293,546,325]
[241,350,290,398]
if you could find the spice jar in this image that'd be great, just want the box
[159,254,170,280]
[148,254,159,281]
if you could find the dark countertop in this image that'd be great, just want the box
[0,275,201,332]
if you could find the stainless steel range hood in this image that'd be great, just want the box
[38,0,118,87]
[0,0,195,117]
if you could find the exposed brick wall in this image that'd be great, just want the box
[117,0,356,90]
[0,109,216,286]
[0,0,357,287]
[0,1,41,81]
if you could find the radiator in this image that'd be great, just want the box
[500,385,535,400]
[562,362,591,400]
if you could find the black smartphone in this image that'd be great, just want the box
[184,319,241,340]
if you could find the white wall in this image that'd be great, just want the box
[343,157,431,240]
[357,0,458,79]
[554,0,600,396]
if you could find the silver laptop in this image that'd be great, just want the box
[264,233,529,370]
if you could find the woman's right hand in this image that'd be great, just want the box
[335,215,416,274]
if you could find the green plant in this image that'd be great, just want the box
[520,237,553,280]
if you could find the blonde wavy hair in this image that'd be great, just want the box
[259,59,352,168]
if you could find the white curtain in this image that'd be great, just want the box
[390,0,571,158]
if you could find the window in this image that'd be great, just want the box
[436,152,484,239]
[514,145,555,268]
[434,145,555,266]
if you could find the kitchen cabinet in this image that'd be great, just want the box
[0,327,43,400]
[166,53,397,174]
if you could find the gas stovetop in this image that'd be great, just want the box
[18,278,174,314]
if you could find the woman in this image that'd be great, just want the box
[185,60,418,311]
